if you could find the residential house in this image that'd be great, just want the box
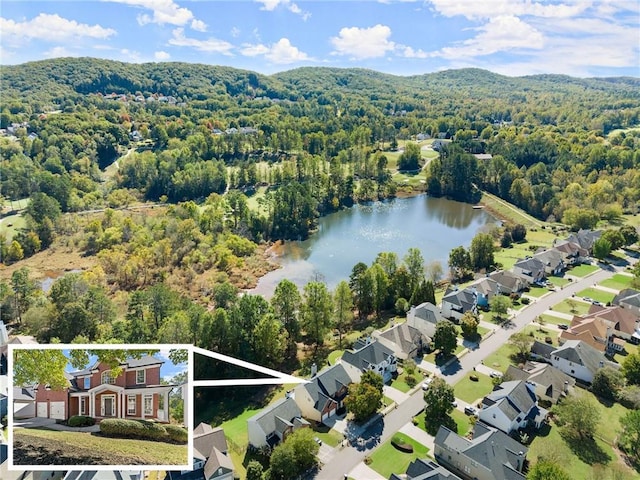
[293,362,361,423]
[434,422,528,480]
[167,423,233,480]
[559,316,622,354]
[13,386,36,419]
[533,249,564,276]
[406,302,445,340]
[613,289,640,318]
[373,322,429,360]
[530,339,619,384]
[247,396,309,449]
[565,229,602,254]
[478,380,547,434]
[441,287,477,321]
[389,458,462,480]
[488,271,529,295]
[470,277,502,309]
[505,362,575,405]
[512,257,546,284]
[66,356,175,422]
[340,338,397,383]
[588,304,640,344]
[552,240,587,266]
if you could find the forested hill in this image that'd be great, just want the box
[3,57,639,109]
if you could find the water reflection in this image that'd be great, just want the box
[251,194,497,297]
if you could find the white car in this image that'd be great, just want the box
[422,378,434,390]
[489,370,502,378]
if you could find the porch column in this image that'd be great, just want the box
[119,391,123,418]
[89,392,94,417]
[164,390,170,422]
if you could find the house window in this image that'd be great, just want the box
[136,369,145,384]
[80,397,87,415]
[144,394,153,416]
[101,370,115,385]
[83,377,90,389]
[127,395,136,415]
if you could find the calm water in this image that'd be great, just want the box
[251,194,498,297]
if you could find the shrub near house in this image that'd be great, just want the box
[100,418,187,443]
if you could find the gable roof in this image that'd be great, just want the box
[247,396,306,442]
[376,323,427,358]
[530,340,555,360]
[482,381,537,425]
[13,386,35,401]
[341,339,394,371]
[613,289,640,309]
[299,363,360,411]
[565,229,602,251]
[489,270,528,291]
[407,302,444,338]
[435,423,527,480]
[203,447,234,480]
[193,423,228,460]
[442,287,476,310]
[533,249,564,270]
[552,340,619,375]
[69,356,164,379]
[395,458,462,479]
[505,362,575,403]
[472,277,501,296]
[588,304,638,335]
[513,257,545,276]
[560,316,611,352]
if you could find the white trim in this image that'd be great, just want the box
[101,394,116,417]
[80,396,87,415]
[101,370,116,385]
[144,394,153,416]
[127,394,136,415]
[136,369,146,384]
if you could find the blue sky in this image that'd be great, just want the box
[1,1,639,77]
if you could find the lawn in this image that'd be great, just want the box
[527,286,550,298]
[13,428,188,465]
[480,192,544,230]
[522,324,559,346]
[218,406,263,449]
[454,372,494,404]
[495,243,536,271]
[391,369,421,393]
[613,341,639,364]
[599,273,634,291]
[539,313,570,326]
[368,432,429,478]
[482,343,516,374]
[328,349,344,365]
[550,299,590,316]
[423,344,465,365]
[414,409,471,437]
[311,424,342,447]
[576,288,616,305]
[568,264,600,277]
[0,213,26,241]
[548,275,572,287]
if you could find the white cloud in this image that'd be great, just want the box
[400,46,428,59]
[0,14,115,42]
[44,46,80,58]
[230,26,241,38]
[425,0,589,21]
[331,24,396,59]
[120,48,142,62]
[168,28,234,55]
[154,50,171,60]
[255,0,310,20]
[434,15,544,59]
[105,0,206,30]
[241,38,309,64]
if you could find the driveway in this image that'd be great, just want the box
[13,417,100,432]
[383,385,409,405]
[348,462,386,480]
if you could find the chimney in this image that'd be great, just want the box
[311,363,317,377]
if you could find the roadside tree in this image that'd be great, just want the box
[423,377,455,434]
[434,320,457,357]
[344,371,383,422]
[490,295,512,322]
[460,311,479,339]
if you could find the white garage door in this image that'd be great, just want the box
[50,401,65,420]
[14,401,35,419]
[36,401,48,418]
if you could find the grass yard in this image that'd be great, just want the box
[539,313,571,326]
[482,343,516,374]
[527,286,550,298]
[311,424,342,447]
[218,406,263,449]
[13,428,188,466]
[454,372,495,404]
[0,213,26,241]
[451,408,473,437]
[495,243,535,271]
[423,344,465,366]
[576,288,616,305]
[550,299,591,316]
[599,273,634,291]
[613,341,639,364]
[549,275,572,287]
[368,432,429,478]
[522,324,559,345]
[328,349,344,365]
[391,369,420,393]
[568,264,600,277]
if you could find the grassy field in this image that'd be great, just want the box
[549,275,572,286]
[480,191,543,230]
[539,313,571,326]
[550,299,591,316]
[522,324,560,345]
[369,432,429,478]
[527,286,550,298]
[567,264,600,277]
[454,372,494,404]
[576,287,616,305]
[391,369,421,393]
[13,428,188,465]
[0,213,26,241]
[599,273,634,291]
[482,343,516,374]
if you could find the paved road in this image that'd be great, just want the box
[312,265,618,480]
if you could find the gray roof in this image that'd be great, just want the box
[530,340,555,360]
[247,396,305,442]
[482,381,536,423]
[565,229,602,251]
[489,270,528,291]
[505,362,575,403]
[533,249,563,270]
[301,363,358,410]
[435,423,527,480]
[407,302,444,338]
[203,447,234,479]
[613,289,640,308]
[13,386,35,401]
[442,288,476,311]
[472,278,501,297]
[552,340,619,375]
[401,458,462,479]
[513,257,545,276]
[378,323,427,357]
[341,340,395,372]
[193,424,228,460]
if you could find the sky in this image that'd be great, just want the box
[1,1,639,78]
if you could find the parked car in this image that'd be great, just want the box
[451,400,458,408]
[314,437,322,445]
[464,406,477,416]
[592,300,603,306]
[422,377,434,390]
[489,370,502,378]
[558,324,569,330]
[583,296,593,303]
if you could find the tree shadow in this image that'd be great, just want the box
[560,430,612,466]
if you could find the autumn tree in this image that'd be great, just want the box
[460,311,479,339]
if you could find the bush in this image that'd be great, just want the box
[469,374,479,382]
[521,297,530,305]
[391,434,414,453]
[405,374,417,388]
[68,415,96,427]
[164,423,188,443]
[100,419,168,441]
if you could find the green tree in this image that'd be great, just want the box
[6,240,24,262]
[592,237,612,260]
[434,320,457,357]
[300,281,333,350]
[470,232,495,271]
[591,366,624,401]
[508,331,533,362]
[490,295,513,322]
[423,377,455,433]
[448,246,471,281]
[253,314,287,369]
[11,267,37,323]
[554,393,599,439]
[350,262,374,320]
[267,428,319,480]
[271,279,301,357]
[333,280,353,348]
[404,247,425,295]
[602,229,625,250]
[460,311,479,339]
[344,371,383,422]
[246,460,264,480]
[511,224,527,242]
[619,225,639,246]
[410,279,436,307]
[618,409,640,464]
[398,142,421,171]
[369,263,390,318]
[622,352,640,385]
[527,460,571,480]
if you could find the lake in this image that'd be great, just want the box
[250,194,499,297]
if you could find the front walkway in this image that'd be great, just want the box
[383,385,409,405]
[398,422,435,452]
[14,416,100,432]
[348,461,386,480]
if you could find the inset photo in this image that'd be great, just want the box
[8,344,192,470]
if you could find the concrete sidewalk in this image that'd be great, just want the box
[399,422,435,453]
[348,462,386,480]
[383,385,409,405]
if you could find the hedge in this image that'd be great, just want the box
[391,434,414,453]
[68,415,96,427]
[99,419,188,443]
